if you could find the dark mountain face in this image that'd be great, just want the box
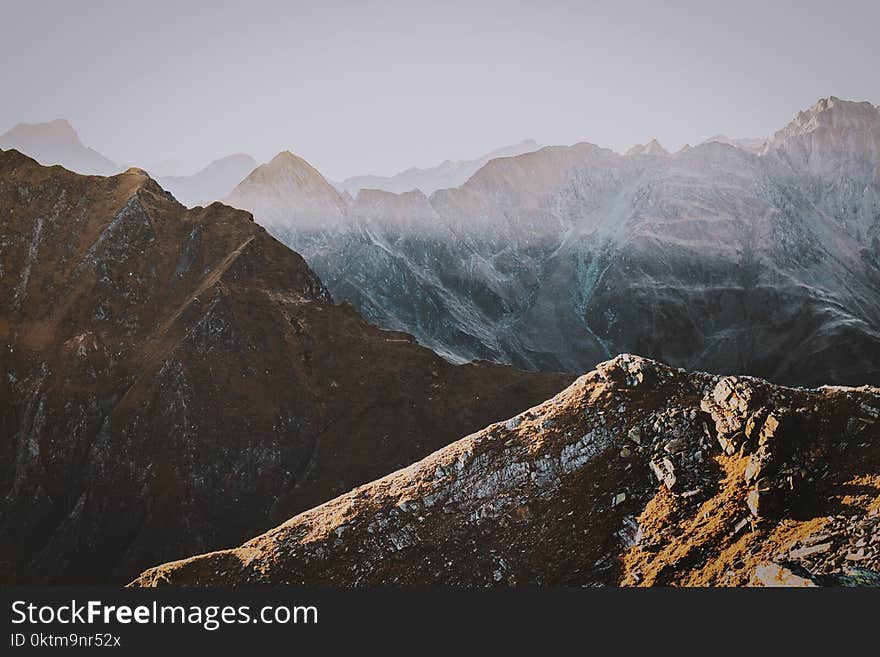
[0,149,571,584]
[226,97,880,388]
[131,354,880,588]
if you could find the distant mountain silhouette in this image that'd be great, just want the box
[0,119,119,175]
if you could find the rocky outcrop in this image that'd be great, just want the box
[131,355,880,587]
[0,149,571,584]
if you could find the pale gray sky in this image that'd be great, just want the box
[1,0,878,179]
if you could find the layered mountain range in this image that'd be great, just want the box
[224,97,880,387]
[156,153,257,207]
[132,354,880,587]
[333,139,541,196]
[0,150,569,584]
[3,95,879,588]
[0,118,257,208]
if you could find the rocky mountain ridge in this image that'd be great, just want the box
[131,354,880,587]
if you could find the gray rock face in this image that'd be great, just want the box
[225,97,880,387]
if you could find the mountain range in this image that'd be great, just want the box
[3,95,879,588]
[333,139,542,195]
[0,149,568,584]
[0,118,258,208]
[222,96,880,388]
[155,153,257,207]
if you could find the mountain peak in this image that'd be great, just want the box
[195,152,256,172]
[701,135,767,153]
[772,96,880,143]
[223,150,348,230]
[248,150,330,183]
[766,96,880,173]
[260,150,331,179]
[122,166,150,177]
[0,118,119,175]
[626,138,669,157]
[4,118,78,142]
[270,149,305,165]
[153,153,258,207]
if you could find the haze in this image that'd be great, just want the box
[1,0,878,179]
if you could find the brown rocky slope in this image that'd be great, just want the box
[0,149,571,584]
[132,354,880,587]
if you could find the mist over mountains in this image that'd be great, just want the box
[333,139,541,196]
[4,97,879,391]
[0,119,257,207]
[156,153,257,207]
[0,119,120,176]
[222,96,880,388]
[0,149,567,583]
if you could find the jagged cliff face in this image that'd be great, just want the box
[0,150,571,584]
[225,97,880,387]
[131,355,880,588]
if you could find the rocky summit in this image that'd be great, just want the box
[0,149,570,585]
[131,354,880,588]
